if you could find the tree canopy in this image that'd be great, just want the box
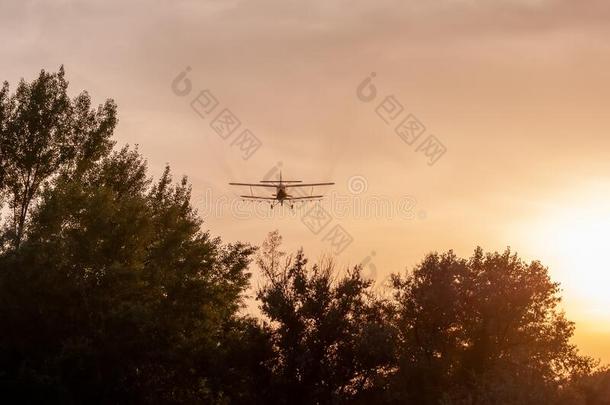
[0,68,266,403]
[388,249,594,404]
[0,68,607,404]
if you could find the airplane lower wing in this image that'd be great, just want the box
[286,195,324,200]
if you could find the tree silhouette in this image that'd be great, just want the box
[0,67,116,249]
[256,231,396,404]
[387,248,596,404]
[0,68,607,404]
[0,68,268,404]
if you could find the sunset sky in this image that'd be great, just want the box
[2,0,609,361]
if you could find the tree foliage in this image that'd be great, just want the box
[256,231,396,404]
[0,67,116,249]
[387,248,596,404]
[0,69,267,404]
[0,68,607,404]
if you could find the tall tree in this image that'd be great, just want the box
[256,231,396,404]
[0,67,116,249]
[388,248,596,404]
[0,69,270,404]
[1,68,605,404]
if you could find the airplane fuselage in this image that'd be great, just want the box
[276,185,288,204]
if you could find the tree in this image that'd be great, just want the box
[388,248,596,404]
[1,67,606,404]
[0,66,116,250]
[0,69,269,404]
[561,366,610,404]
[256,231,396,404]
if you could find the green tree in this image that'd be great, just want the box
[0,67,116,249]
[1,67,605,405]
[388,248,596,404]
[256,231,396,404]
[561,366,610,404]
[0,68,270,404]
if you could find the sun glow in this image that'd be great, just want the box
[524,193,610,325]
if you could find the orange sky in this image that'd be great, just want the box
[2,0,609,362]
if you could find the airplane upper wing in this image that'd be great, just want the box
[284,182,334,188]
[239,195,277,200]
[229,182,277,188]
[259,180,302,183]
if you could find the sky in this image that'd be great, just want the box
[2,0,610,362]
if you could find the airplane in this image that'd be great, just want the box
[229,172,334,209]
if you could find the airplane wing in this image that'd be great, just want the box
[239,195,277,200]
[286,195,324,200]
[229,182,277,188]
[259,180,302,183]
[284,182,334,188]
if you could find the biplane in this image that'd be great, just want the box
[229,172,334,209]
